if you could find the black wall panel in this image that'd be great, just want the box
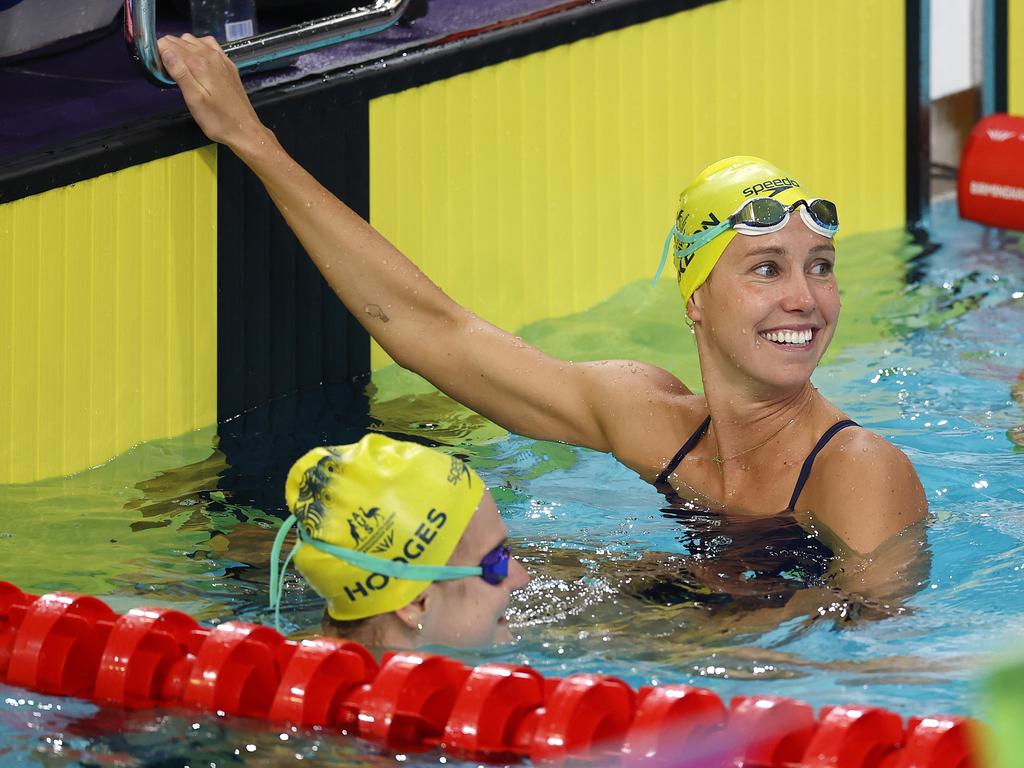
[215,92,371,504]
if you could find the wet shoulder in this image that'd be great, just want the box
[581,359,693,397]
[801,426,928,555]
[812,424,912,476]
[578,359,707,479]
[618,388,710,482]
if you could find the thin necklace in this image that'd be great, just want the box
[709,416,798,467]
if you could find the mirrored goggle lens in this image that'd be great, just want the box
[734,197,788,229]
[806,199,839,231]
[479,543,511,585]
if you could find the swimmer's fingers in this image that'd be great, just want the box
[158,36,209,98]
[157,35,264,151]
[198,34,225,54]
[178,32,227,59]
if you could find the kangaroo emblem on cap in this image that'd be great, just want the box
[293,451,343,535]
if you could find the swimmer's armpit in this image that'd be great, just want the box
[365,304,390,323]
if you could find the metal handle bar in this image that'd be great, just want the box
[125,0,411,86]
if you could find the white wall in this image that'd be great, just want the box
[930,0,981,100]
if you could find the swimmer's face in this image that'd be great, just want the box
[689,217,839,390]
[416,490,530,647]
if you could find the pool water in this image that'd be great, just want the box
[1,200,1022,765]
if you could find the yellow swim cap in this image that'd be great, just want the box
[670,156,814,303]
[283,434,484,621]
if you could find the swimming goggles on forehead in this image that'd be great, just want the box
[268,515,512,627]
[653,198,839,283]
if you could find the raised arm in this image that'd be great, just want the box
[156,35,689,454]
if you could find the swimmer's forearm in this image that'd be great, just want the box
[158,33,607,438]
[226,132,594,444]
[237,138,611,443]
[230,127,464,360]
[157,31,406,318]
[226,129,645,454]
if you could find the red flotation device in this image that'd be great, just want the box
[0,581,981,766]
[958,113,1024,231]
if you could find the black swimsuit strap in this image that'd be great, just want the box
[786,419,859,511]
[655,416,711,485]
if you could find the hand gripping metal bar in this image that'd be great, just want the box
[124,0,411,86]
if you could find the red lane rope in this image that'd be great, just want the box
[0,581,981,766]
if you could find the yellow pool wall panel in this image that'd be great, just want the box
[1012,0,1024,115]
[0,149,218,484]
[369,0,906,369]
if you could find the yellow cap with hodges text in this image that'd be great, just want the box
[285,433,483,621]
[673,156,812,303]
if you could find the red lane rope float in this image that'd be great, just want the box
[0,581,982,766]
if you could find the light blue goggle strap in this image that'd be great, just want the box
[267,514,484,630]
[269,514,303,633]
[651,220,733,285]
[296,526,483,581]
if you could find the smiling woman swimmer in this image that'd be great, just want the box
[270,434,529,648]
[158,35,927,559]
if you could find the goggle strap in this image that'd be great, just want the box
[652,226,676,285]
[268,513,300,633]
[298,527,483,582]
[674,221,731,264]
[676,221,725,244]
[274,540,302,634]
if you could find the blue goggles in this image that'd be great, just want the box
[268,515,511,628]
[653,197,839,283]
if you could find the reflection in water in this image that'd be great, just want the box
[0,683,408,767]
[634,508,838,608]
[503,510,932,676]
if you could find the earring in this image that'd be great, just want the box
[416,623,423,632]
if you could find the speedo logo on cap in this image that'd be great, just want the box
[743,177,800,197]
[448,456,473,486]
